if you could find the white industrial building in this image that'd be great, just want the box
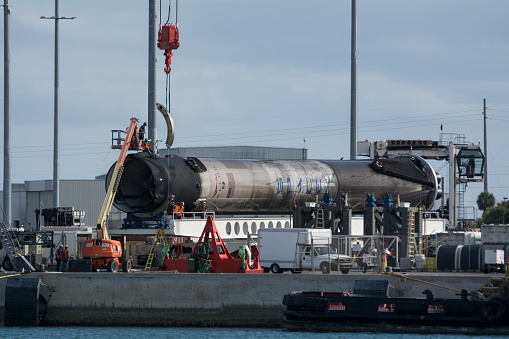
[0,179,116,230]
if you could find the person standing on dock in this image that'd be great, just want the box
[61,245,70,272]
[55,245,63,271]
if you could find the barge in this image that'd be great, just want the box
[282,279,509,334]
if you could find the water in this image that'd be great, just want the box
[0,327,503,339]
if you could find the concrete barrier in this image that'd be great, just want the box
[0,271,495,327]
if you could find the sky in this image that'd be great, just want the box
[1,0,508,217]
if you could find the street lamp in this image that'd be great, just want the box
[41,0,75,208]
[503,197,508,225]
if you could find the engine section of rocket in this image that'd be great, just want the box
[107,154,439,216]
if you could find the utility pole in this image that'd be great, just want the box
[503,197,507,225]
[449,143,457,228]
[483,98,488,192]
[41,0,75,208]
[350,0,358,160]
[3,0,11,224]
[148,0,157,153]
[303,137,307,160]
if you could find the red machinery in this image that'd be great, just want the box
[158,24,180,73]
[161,216,263,273]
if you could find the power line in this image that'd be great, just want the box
[7,110,483,156]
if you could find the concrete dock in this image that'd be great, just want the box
[0,271,498,327]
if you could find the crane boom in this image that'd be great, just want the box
[96,118,138,240]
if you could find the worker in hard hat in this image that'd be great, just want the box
[61,245,70,272]
[172,202,179,219]
[138,122,147,142]
[55,245,63,271]
[199,201,207,219]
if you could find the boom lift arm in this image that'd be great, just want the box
[96,118,138,240]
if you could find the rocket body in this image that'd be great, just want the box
[108,154,438,216]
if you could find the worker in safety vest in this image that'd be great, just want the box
[61,245,70,272]
[55,245,63,271]
[199,201,207,219]
[173,203,182,219]
[172,203,178,218]
[142,139,153,157]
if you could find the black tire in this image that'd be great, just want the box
[2,257,14,271]
[107,260,119,273]
[481,298,507,322]
[270,264,283,274]
[341,268,350,274]
[263,267,269,273]
[122,259,132,273]
[363,263,368,273]
[320,262,330,274]
[484,264,489,274]
[491,297,509,319]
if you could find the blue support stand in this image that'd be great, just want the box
[123,212,168,229]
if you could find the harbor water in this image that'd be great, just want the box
[0,327,502,339]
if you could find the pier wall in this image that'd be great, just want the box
[0,272,492,326]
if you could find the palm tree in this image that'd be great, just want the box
[477,191,495,211]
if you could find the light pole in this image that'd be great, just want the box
[503,197,508,225]
[3,0,11,225]
[350,0,357,160]
[41,0,75,208]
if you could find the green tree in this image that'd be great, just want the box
[481,200,509,225]
[477,191,496,211]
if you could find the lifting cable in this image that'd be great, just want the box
[166,72,171,113]
[159,0,176,27]
[159,0,178,216]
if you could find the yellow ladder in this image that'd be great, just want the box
[407,211,416,259]
[316,209,324,228]
[144,228,169,271]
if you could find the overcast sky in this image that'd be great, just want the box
[1,1,508,214]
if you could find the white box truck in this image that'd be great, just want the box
[483,249,505,273]
[257,228,354,274]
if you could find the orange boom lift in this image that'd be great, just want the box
[82,118,140,272]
